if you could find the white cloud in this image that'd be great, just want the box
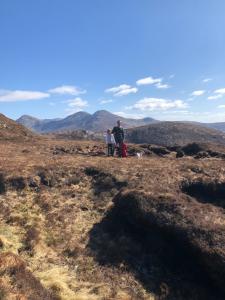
[149,109,225,123]
[208,94,223,100]
[105,84,138,96]
[152,111,211,122]
[105,84,130,93]
[65,97,88,108]
[215,88,225,95]
[115,87,138,96]
[203,78,212,83]
[99,99,113,104]
[127,98,187,111]
[0,90,50,102]
[114,111,145,119]
[155,82,170,89]
[49,85,86,95]
[136,76,170,89]
[64,97,88,115]
[191,90,205,96]
[136,76,162,86]
[161,110,190,114]
[218,105,225,109]
[207,88,225,100]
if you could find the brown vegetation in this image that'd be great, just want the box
[125,122,225,146]
[0,113,36,141]
[1,137,225,299]
[0,252,58,300]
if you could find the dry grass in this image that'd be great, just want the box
[1,139,225,299]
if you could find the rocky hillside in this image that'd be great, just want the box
[0,113,35,141]
[17,110,158,133]
[46,129,103,141]
[125,121,225,146]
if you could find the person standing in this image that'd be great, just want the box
[112,120,125,157]
[105,129,116,156]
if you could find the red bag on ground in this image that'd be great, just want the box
[122,143,127,158]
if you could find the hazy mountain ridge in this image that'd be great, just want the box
[176,121,225,133]
[16,110,158,133]
[16,115,62,132]
[17,111,225,135]
[203,122,225,132]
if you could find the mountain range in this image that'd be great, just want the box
[203,122,225,132]
[16,110,225,134]
[16,110,158,133]
[1,111,225,147]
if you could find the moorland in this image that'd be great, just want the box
[1,114,225,300]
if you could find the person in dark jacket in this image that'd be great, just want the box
[112,120,124,157]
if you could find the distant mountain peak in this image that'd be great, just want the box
[92,110,114,116]
[16,110,158,133]
[17,115,40,121]
[68,111,91,116]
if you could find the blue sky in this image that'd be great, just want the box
[1,0,225,122]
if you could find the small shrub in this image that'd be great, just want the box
[20,225,40,254]
[28,176,41,189]
[45,232,62,247]
[148,145,170,156]
[0,173,6,194]
[65,176,80,186]
[63,246,80,258]
[0,289,6,300]
[85,167,100,176]
[38,171,57,187]
[182,180,225,208]
[176,150,184,158]
[91,170,128,194]
[182,143,204,156]
[194,151,210,159]
[8,176,26,190]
